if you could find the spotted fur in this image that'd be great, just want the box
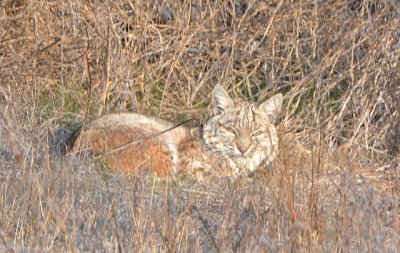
[71,85,282,178]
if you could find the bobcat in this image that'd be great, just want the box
[70,85,282,179]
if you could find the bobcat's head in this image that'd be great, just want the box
[203,85,282,175]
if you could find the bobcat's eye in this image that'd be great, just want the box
[250,129,264,137]
[218,126,236,136]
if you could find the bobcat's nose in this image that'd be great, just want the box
[236,129,252,154]
[237,144,249,153]
[236,138,251,154]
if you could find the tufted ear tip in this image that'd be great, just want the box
[212,85,234,114]
[259,93,283,123]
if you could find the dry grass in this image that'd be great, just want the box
[1,0,399,252]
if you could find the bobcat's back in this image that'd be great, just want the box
[71,113,188,177]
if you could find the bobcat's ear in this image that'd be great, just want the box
[259,93,283,123]
[212,85,234,114]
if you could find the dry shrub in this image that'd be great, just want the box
[1,0,399,252]
[1,0,398,157]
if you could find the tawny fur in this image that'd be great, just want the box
[71,85,283,179]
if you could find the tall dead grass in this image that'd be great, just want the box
[1,0,399,252]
